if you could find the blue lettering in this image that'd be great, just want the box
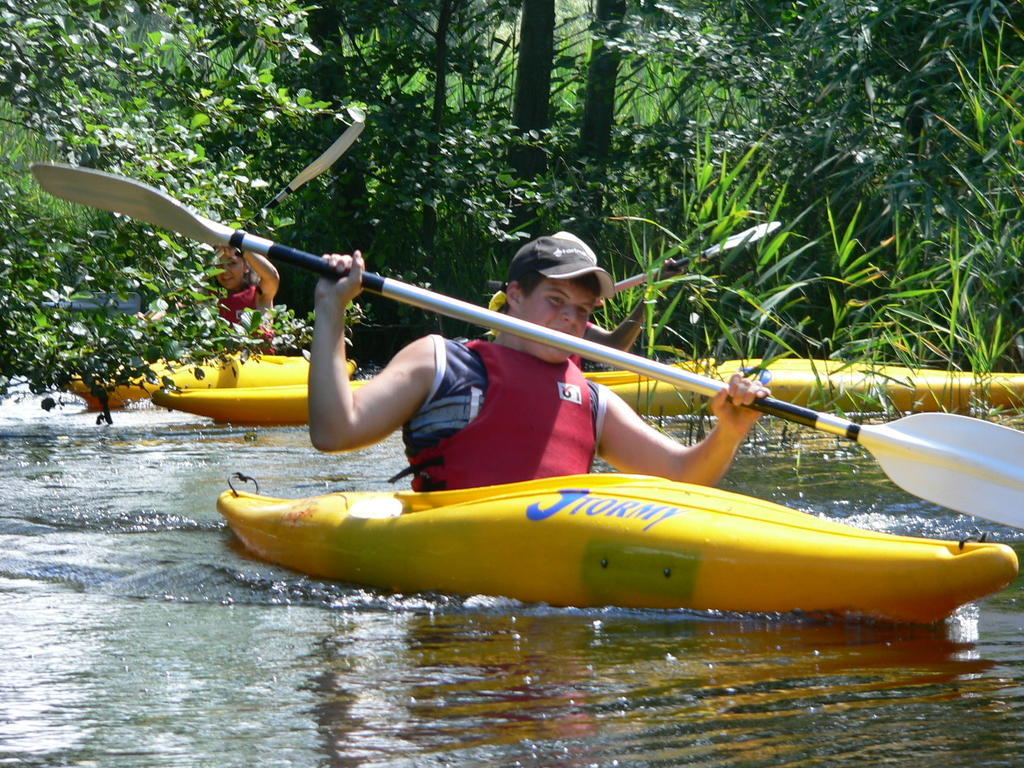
[605,500,641,518]
[583,499,618,516]
[631,503,664,520]
[526,489,589,521]
[527,490,686,531]
[566,496,594,515]
[643,508,683,531]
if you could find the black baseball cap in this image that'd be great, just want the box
[507,231,614,298]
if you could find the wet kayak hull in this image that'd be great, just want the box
[217,473,1018,623]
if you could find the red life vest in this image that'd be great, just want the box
[218,284,260,323]
[407,340,597,491]
[218,285,275,352]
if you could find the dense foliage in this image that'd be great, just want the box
[1,0,1022,405]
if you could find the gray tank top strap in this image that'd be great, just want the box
[402,338,488,454]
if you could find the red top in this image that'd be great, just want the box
[218,284,261,323]
[218,285,274,351]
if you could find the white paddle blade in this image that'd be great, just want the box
[289,110,366,191]
[31,164,234,248]
[702,221,782,257]
[860,413,1024,527]
[345,105,367,124]
[613,221,783,293]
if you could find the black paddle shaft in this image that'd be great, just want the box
[233,231,854,437]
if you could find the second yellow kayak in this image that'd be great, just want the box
[153,381,316,424]
[69,354,311,409]
[70,355,351,410]
[152,358,1024,424]
[596,359,1024,416]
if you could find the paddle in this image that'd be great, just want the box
[258,106,366,218]
[30,162,1024,528]
[485,221,781,300]
[612,221,782,293]
[41,111,364,315]
[42,292,142,314]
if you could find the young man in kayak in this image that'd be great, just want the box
[309,233,770,491]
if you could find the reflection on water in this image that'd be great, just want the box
[300,606,1022,767]
[1,390,1023,766]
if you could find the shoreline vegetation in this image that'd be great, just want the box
[1,0,1022,407]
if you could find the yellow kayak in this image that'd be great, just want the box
[595,359,1024,416]
[153,382,315,424]
[71,355,352,410]
[217,473,1018,623]
[154,358,1024,424]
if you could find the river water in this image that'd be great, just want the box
[2,390,1023,767]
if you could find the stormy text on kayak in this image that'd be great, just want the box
[526,490,683,531]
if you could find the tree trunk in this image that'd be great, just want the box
[423,0,457,247]
[581,0,627,161]
[511,0,555,182]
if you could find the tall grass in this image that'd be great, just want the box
[849,26,1024,375]
[585,16,1024,379]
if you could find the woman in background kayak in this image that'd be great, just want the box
[214,245,280,351]
[308,233,769,491]
[214,246,280,323]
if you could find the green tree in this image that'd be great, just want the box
[3,0,1022,410]
[0,0,332,399]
